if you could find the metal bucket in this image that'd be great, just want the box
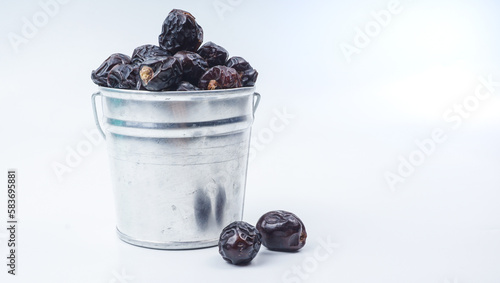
[91,86,260,249]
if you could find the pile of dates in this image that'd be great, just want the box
[218,210,307,265]
[91,9,258,91]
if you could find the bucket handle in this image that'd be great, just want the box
[91,91,106,140]
[253,92,261,116]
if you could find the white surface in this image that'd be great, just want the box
[1,0,500,282]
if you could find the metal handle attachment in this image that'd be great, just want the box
[91,92,106,139]
[253,92,261,115]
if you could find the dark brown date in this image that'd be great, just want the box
[107,64,141,89]
[159,9,203,54]
[139,56,182,91]
[256,210,307,252]
[131,44,170,65]
[226,56,258,87]
[198,66,242,90]
[173,51,208,85]
[197,42,228,67]
[91,10,259,91]
[91,53,131,86]
[218,221,262,265]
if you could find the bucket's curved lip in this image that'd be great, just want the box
[98,86,256,101]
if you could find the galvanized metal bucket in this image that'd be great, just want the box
[91,86,260,249]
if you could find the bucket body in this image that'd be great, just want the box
[92,87,259,249]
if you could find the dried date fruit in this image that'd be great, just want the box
[256,210,307,252]
[218,221,261,265]
[91,10,259,91]
[176,81,200,91]
[173,51,208,85]
[91,53,131,86]
[139,56,182,91]
[131,44,170,65]
[107,64,141,89]
[159,9,203,54]
[226,56,258,87]
[198,66,242,90]
[197,42,228,67]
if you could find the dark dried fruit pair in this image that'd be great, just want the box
[196,55,258,90]
[196,42,257,90]
[218,211,307,265]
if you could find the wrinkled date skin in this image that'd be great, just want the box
[107,64,141,89]
[176,81,200,91]
[131,44,170,65]
[256,210,307,252]
[173,51,208,85]
[218,221,262,265]
[198,66,242,90]
[197,42,229,67]
[159,9,203,54]
[91,10,259,91]
[139,56,182,91]
[91,53,131,86]
[226,56,258,87]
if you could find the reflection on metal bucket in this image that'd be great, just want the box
[92,87,260,249]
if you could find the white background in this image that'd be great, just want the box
[1,0,500,282]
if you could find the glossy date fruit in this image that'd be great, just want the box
[176,81,200,91]
[91,10,259,91]
[131,44,170,65]
[107,64,141,89]
[91,53,131,86]
[197,42,229,67]
[218,221,262,265]
[198,66,242,90]
[256,210,307,252]
[159,9,203,54]
[139,56,182,91]
[226,56,258,87]
[173,51,208,85]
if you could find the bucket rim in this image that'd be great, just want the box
[98,86,256,101]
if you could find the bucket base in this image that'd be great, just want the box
[116,228,219,250]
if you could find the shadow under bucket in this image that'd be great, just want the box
[91,86,260,249]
